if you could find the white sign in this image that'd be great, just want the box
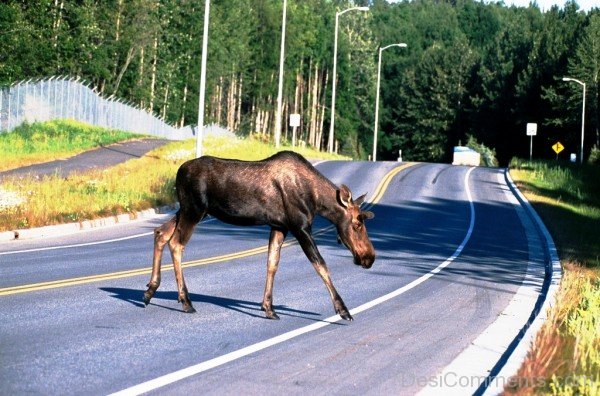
[290,114,301,127]
[526,123,537,136]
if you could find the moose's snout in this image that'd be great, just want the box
[354,253,375,269]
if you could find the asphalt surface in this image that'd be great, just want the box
[0,160,545,395]
[0,139,169,180]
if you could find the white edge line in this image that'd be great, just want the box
[0,218,216,256]
[0,232,154,256]
[482,169,562,393]
[109,167,476,396]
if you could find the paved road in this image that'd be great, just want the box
[0,161,545,395]
[0,139,169,180]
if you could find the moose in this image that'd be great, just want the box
[143,151,375,321]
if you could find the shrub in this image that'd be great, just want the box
[466,135,499,167]
[588,145,600,165]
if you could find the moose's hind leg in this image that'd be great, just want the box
[261,228,287,320]
[168,212,202,313]
[144,216,177,306]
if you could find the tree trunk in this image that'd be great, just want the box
[217,76,223,125]
[316,69,329,151]
[293,71,301,146]
[149,34,159,112]
[113,46,136,95]
[236,74,243,131]
[52,0,65,48]
[180,82,188,127]
[227,74,236,130]
[161,83,169,119]
[298,58,305,143]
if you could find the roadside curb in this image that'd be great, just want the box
[0,204,179,242]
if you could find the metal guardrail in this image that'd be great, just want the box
[0,76,194,140]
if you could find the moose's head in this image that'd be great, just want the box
[336,184,375,269]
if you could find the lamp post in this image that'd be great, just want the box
[562,77,586,164]
[328,6,369,153]
[274,0,287,148]
[373,43,407,161]
[196,0,210,158]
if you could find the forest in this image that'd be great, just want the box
[0,0,599,164]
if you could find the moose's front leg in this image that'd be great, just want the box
[144,216,177,306]
[262,228,287,320]
[294,228,353,321]
[311,260,353,321]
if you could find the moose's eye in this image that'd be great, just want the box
[353,222,363,231]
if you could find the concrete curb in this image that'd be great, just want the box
[0,204,179,242]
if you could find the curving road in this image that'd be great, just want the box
[0,160,546,395]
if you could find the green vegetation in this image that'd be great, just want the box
[506,160,599,395]
[0,131,347,232]
[510,158,600,265]
[1,1,598,163]
[0,120,145,172]
[466,135,498,167]
[589,145,600,165]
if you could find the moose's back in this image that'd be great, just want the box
[175,151,332,227]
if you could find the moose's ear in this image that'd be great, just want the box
[361,211,374,220]
[338,184,352,208]
[354,193,367,206]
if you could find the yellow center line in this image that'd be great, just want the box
[0,162,416,296]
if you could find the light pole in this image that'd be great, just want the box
[328,6,369,153]
[562,77,586,164]
[196,0,210,158]
[373,43,407,161]
[274,0,287,148]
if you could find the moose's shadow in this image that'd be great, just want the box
[99,287,326,322]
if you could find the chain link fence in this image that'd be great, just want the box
[0,76,194,140]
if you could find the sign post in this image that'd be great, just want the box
[290,113,301,147]
[526,123,537,161]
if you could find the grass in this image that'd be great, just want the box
[0,119,146,172]
[505,159,600,395]
[509,158,600,266]
[0,129,348,231]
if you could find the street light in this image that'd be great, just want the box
[373,43,407,161]
[562,77,586,164]
[274,0,287,148]
[196,0,210,158]
[328,6,369,153]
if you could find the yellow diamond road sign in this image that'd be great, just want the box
[552,141,564,154]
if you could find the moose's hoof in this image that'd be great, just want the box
[339,311,354,321]
[143,293,152,306]
[183,305,197,314]
[264,311,280,320]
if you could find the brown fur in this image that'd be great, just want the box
[143,151,375,320]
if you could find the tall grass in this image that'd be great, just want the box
[506,265,599,395]
[510,158,600,267]
[506,159,600,395]
[0,119,145,171]
[0,134,347,231]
